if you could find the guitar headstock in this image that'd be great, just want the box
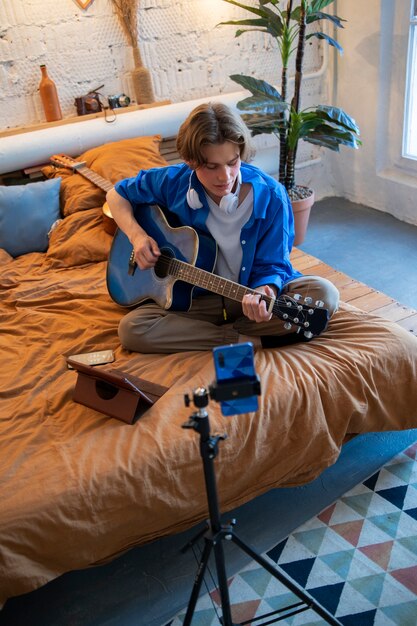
[274,294,329,337]
[50,154,86,171]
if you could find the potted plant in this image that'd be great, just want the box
[219,0,361,245]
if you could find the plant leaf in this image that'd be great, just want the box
[285,106,361,151]
[230,74,283,99]
[306,31,344,54]
[309,0,336,12]
[242,116,283,136]
[220,0,284,37]
[221,0,269,18]
[306,11,345,28]
[218,18,270,28]
[237,96,287,114]
[316,105,361,135]
[305,124,362,149]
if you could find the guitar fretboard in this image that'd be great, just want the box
[157,254,303,323]
[75,165,113,193]
[158,254,313,329]
[168,256,252,301]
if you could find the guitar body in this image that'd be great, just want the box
[107,204,218,309]
[102,201,116,235]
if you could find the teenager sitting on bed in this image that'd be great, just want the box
[106,102,339,354]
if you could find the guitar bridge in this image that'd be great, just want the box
[128,250,137,276]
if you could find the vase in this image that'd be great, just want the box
[131,47,155,105]
[39,65,62,122]
[291,188,315,246]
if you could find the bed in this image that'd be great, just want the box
[1,132,417,609]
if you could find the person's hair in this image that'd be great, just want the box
[176,102,254,167]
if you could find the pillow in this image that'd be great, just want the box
[43,135,168,217]
[0,248,13,265]
[46,208,112,268]
[0,178,61,257]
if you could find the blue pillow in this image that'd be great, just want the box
[0,178,61,257]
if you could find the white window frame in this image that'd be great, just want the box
[403,0,417,159]
[377,0,417,182]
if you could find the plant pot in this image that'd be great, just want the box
[290,187,315,246]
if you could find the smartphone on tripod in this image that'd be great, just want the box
[212,342,259,416]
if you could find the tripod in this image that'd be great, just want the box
[181,387,341,626]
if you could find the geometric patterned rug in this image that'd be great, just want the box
[167,441,417,626]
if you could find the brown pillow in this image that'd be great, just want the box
[44,135,168,217]
[45,208,113,267]
[0,248,13,265]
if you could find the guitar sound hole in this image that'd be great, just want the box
[154,249,173,279]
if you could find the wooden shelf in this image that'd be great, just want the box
[0,100,171,139]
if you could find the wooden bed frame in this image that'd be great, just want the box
[291,247,417,337]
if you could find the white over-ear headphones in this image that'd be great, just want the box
[187,170,242,214]
[186,172,203,209]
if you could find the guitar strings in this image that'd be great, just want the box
[124,249,323,334]
[155,253,310,325]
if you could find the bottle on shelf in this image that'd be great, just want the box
[39,64,62,122]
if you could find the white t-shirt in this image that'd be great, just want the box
[205,189,254,282]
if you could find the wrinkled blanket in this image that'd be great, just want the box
[1,207,417,606]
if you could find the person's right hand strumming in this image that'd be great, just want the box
[106,188,161,270]
[131,231,160,270]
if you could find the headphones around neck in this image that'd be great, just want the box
[187,170,242,214]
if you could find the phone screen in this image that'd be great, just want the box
[212,342,259,416]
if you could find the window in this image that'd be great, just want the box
[377,0,417,181]
[403,0,417,159]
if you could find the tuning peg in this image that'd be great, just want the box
[284,322,292,330]
[304,296,313,304]
[315,300,324,308]
[293,293,302,301]
[304,331,313,339]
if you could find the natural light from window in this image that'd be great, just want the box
[404,0,417,159]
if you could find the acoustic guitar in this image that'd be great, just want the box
[49,155,328,336]
[106,203,329,338]
[49,154,116,234]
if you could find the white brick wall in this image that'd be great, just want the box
[0,0,325,133]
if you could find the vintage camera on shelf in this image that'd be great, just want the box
[108,93,130,109]
[74,86,104,116]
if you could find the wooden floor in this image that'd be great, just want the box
[292,248,417,337]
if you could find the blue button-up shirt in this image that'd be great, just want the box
[115,161,301,294]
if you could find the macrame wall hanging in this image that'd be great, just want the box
[110,0,155,104]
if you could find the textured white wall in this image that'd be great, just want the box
[0,0,337,196]
[0,0,323,130]
[2,1,413,223]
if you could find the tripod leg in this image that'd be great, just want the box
[182,539,212,626]
[231,532,341,626]
[183,539,212,626]
[212,539,234,626]
[182,535,236,626]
